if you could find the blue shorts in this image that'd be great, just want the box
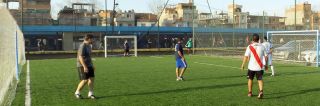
[176,58,187,68]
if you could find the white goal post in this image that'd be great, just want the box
[104,36,137,58]
[267,30,320,67]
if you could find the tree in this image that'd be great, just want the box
[148,0,167,16]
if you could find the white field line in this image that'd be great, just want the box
[194,62,241,70]
[25,60,31,106]
[150,56,164,58]
[191,55,241,59]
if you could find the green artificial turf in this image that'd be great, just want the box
[12,55,320,106]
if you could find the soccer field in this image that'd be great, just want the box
[11,55,320,106]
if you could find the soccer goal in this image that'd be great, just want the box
[104,35,137,58]
[267,30,320,67]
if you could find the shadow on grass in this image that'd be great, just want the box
[97,82,247,99]
[264,88,320,99]
[277,71,319,77]
[277,65,308,68]
[187,75,246,81]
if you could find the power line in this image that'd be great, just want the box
[138,0,171,40]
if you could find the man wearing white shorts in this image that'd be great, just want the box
[262,36,275,76]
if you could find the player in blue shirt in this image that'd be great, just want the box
[175,38,188,81]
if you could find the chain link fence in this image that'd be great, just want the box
[268,31,319,66]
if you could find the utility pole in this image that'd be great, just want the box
[6,0,8,9]
[239,13,241,28]
[192,0,195,54]
[157,16,160,51]
[111,0,116,35]
[21,0,24,31]
[232,0,235,47]
[105,0,108,36]
[263,11,265,37]
[311,14,314,30]
[294,0,297,30]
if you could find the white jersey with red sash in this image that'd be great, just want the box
[244,42,267,71]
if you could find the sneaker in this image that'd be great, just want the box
[270,75,274,77]
[75,94,82,99]
[248,92,252,97]
[176,77,183,81]
[180,76,184,81]
[257,91,264,99]
[88,95,96,99]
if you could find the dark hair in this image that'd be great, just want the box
[264,36,268,41]
[84,34,94,41]
[252,33,259,42]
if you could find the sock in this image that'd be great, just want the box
[88,91,94,96]
[259,90,263,94]
[75,91,80,95]
[271,66,275,75]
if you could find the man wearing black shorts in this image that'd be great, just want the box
[241,34,268,99]
[75,34,96,99]
[124,40,130,56]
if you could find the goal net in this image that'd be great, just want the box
[267,30,320,67]
[104,36,137,57]
[0,5,26,106]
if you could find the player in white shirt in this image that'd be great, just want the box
[241,34,268,99]
[262,37,275,76]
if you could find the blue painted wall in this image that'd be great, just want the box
[21,26,270,35]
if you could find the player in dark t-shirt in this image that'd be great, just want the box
[75,34,96,99]
[124,40,130,56]
[77,43,93,68]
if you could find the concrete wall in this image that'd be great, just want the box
[62,32,73,51]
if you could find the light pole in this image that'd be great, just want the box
[111,0,118,35]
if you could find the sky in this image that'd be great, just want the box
[47,0,320,19]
